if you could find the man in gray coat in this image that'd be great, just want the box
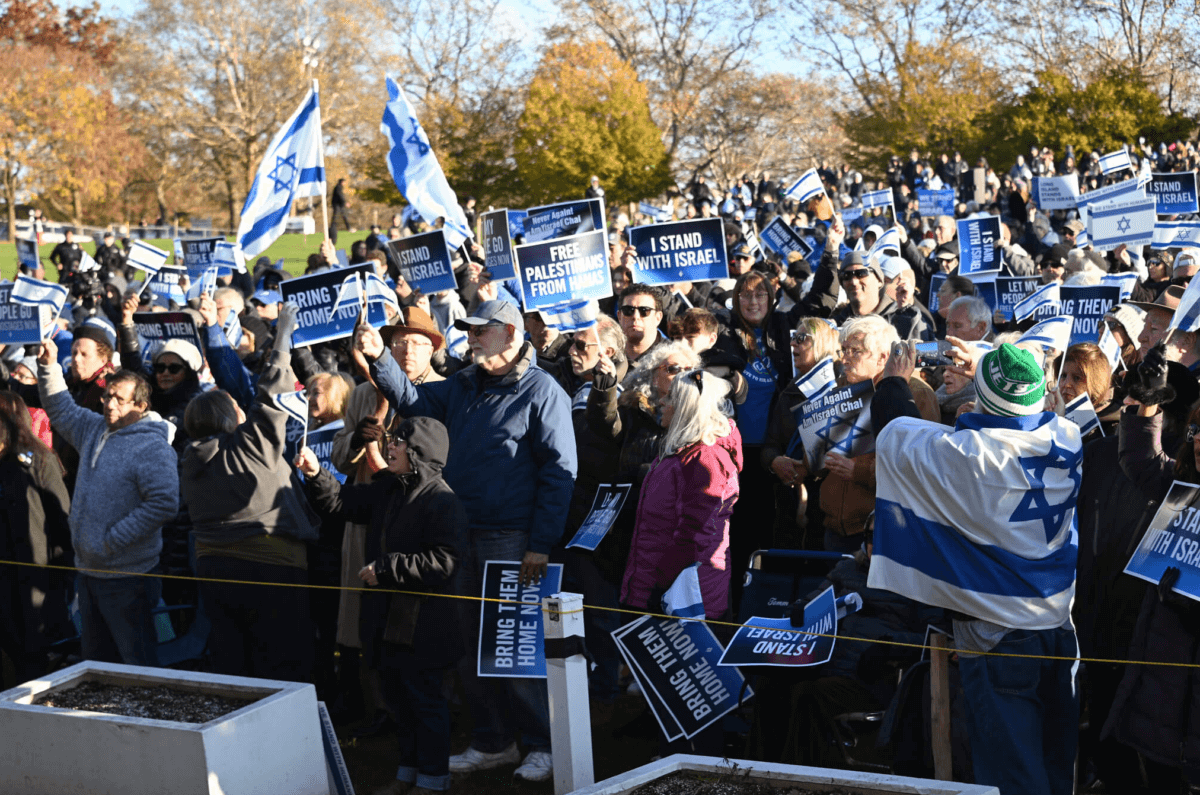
[38,339,179,666]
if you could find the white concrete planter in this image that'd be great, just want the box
[569,754,999,795]
[0,661,329,795]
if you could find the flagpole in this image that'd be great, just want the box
[315,79,330,242]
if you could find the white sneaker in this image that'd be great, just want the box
[513,750,553,782]
[447,743,520,773]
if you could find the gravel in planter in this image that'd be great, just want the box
[34,681,257,723]
[631,770,862,795]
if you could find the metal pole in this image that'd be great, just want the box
[542,593,594,795]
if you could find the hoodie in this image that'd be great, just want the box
[38,361,179,578]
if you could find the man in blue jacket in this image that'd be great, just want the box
[356,299,577,784]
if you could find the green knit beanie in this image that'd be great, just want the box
[974,343,1046,417]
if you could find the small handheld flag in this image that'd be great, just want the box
[363,272,401,316]
[1098,149,1133,176]
[793,355,836,400]
[1019,315,1074,353]
[1098,325,1121,372]
[327,273,364,325]
[539,298,598,332]
[661,564,705,620]
[127,240,169,275]
[783,169,834,221]
[11,275,69,311]
[77,250,100,273]
[1013,282,1060,322]
[1170,274,1200,334]
[1064,393,1102,437]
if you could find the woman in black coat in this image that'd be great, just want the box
[297,415,467,795]
[0,391,71,687]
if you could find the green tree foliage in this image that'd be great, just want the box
[514,41,673,207]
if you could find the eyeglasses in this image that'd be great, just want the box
[153,362,184,375]
[658,363,686,376]
[1105,320,1123,332]
[791,332,812,345]
[391,336,433,349]
[465,325,500,337]
[740,290,769,302]
[842,269,872,281]
[842,345,870,359]
[1189,424,1200,443]
[572,338,599,353]
[619,305,656,318]
[101,392,137,407]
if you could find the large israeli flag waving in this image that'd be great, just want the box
[381,76,472,249]
[238,81,326,258]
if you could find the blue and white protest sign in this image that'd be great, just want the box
[239,81,325,257]
[1064,393,1102,437]
[927,273,948,314]
[1169,274,1200,333]
[796,380,875,472]
[969,273,998,312]
[1098,148,1133,175]
[917,188,956,217]
[995,276,1044,322]
[627,218,727,285]
[477,560,563,678]
[717,586,837,668]
[142,265,187,308]
[387,229,457,295]
[16,238,39,270]
[280,264,388,347]
[179,237,223,279]
[127,240,169,276]
[480,209,517,281]
[1101,272,1139,301]
[1013,282,1060,322]
[1151,221,1200,251]
[522,198,605,243]
[1089,195,1158,251]
[956,216,1002,275]
[793,355,836,400]
[1060,284,1120,347]
[1148,172,1199,216]
[131,311,205,372]
[1125,480,1200,602]
[1033,174,1080,210]
[305,420,347,484]
[0,283,49,344]
[507,210,528,240]
[638,202,672,222]
[759,217,814,261]
[381,76,471,248]
[565,483,631,551]
[1019,315,1074,353]
[514,229,611,311]
[611,615,747,740]
[1075,178,1145,212]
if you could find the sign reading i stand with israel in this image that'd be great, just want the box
[477,561,563,678]
[522,198,605,243]
[1151,222,1200,250]
[387,229,457,294]
[0,283,49,344]
[381,76,472,249]
[1148,173,1199,215]
[1060,284,1120,346]
[1033,174,1081,210]
[16,238,39,270]
[759,217,814,260]
[1088,195,1158,251]
[480,209,517,281]
[1125,481,1200,601]
[626,218,727,285]
[238,80,325,258]
[995,276,1043,321]
[566,483,632,551]
[514,229,611,311]
[917,188,956,217]
[956,216,1002,275]
[144,266,187,308]
[796,380,875,472]
[718,586,838,668]
[280,264,389,347]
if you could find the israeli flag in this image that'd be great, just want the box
[1169,273,1200,333]
[860,189,892,210]
[1098,148,1133,175]
[327,273,364,325]
[381,76,472,249]
[1013,282,1060,322]
[11,275,69,312]
[867,228,901,260]
[272,389,309,426]
[1064,393,1102,437]
[223,310,244,349]
[793,355,836,400]
[238,80,326,258]
[639,202,671,223]
[1100,272,1139,301]
[1019,315,1074,352]
[784,169,825,203]
[363,272,401,316]
[126,240,169,275]
[186,265,219,300]
[661,564,705,620]
[214,241,247,274]
[77,250,100,273]
[539,298,598,332]
[870,412,1082,630]
[1098,324,1121,372]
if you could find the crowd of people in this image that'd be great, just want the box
[1,138,1198,795]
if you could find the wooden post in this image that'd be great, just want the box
[930,634,953,780]
[543,593,594,795]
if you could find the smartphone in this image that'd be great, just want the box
[915,340,954,368]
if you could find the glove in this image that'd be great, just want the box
[1128,342,1175,407]
[350,417,385,451]
[273,302,299,353]
[1159,566,1181,603]
[592,369,617,391]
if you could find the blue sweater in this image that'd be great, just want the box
[38,362,180,578]
[371,343,577,554]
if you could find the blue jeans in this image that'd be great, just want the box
[383,659,452,791]
[456,529,551,753]
[958,626,1079,795]
[77,573,161,667]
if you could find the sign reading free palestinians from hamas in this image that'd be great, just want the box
[513,229,612,311]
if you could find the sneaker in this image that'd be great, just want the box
[448,743,520,773]
[513,750,553,782]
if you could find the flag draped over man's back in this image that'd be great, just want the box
[238,81,326,257]
[381,76,472,249]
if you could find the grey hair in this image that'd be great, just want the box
[594,313,626,361]
[948,296,992,333]
[660,369,732,456]
[622,340,700,398]
[839,314,899,356]
[213,287,245,313]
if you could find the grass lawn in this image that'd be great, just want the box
[0,230,374,282]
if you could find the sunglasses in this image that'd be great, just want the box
[620,305,656,318]
[659,363,686,376]
[153,362,185,375]
[572,338,598,353]
[791,332,812,345]
[842,269,873,281]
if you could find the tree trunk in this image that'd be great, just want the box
[71,188,83,228]
[3,160,16,244]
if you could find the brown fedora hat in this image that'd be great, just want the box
[379,305,445,351]
[1129,284,1185,316]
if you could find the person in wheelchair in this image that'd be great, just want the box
[747,513,946,770]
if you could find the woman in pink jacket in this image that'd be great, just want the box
[621,368,743,620]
